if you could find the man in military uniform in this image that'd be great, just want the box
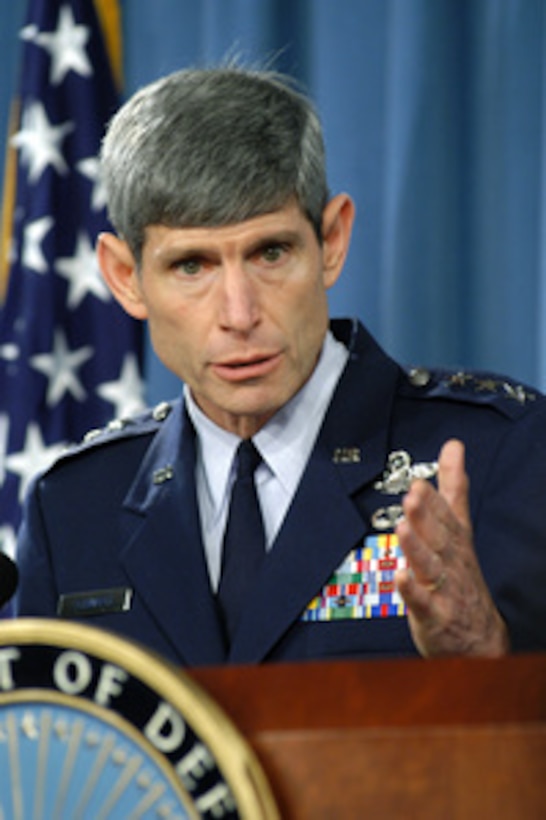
[14,67,546,666]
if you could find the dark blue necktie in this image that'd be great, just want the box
[217,439,265,643]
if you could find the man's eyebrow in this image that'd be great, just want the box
[155,244,217,264]
[151,227,306,264]
[245,229,304,253]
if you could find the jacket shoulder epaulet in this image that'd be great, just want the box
[81,400,173,445]
[45,400,176,472]
[402,366,542,419]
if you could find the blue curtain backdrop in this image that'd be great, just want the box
[2,0,546,404]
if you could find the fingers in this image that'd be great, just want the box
[396,492,446,588]
[393,439,509,657]
[394,439,465,643]
[397,439,471,574]
[437,439,469,525]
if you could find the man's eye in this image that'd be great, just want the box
[177,258,201,275]
[260,244,286,263]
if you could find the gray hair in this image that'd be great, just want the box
[100,66,329,260]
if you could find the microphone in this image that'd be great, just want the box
[0,552,18,607]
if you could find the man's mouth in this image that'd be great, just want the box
[212,352,282,382]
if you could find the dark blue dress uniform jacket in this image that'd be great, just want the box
[14,319,546,666]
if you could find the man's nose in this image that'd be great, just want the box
[218,265,260,331]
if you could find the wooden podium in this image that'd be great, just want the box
[191,653,546,819]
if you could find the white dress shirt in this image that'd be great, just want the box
[185,331,349,591]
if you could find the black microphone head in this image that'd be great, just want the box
[0,552,18,607]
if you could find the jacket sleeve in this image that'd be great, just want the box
[14,475,58,617]
[471,399,546,651]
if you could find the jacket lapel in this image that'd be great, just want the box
[228,447,369,663]
[229,320,402,662]
[116,321,403,666]
[120,403,226,666]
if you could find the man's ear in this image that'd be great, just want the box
[96,232,148,320]
[320,193,355,289]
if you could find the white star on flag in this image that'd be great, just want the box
[77,156,107,211]
[97,353,146,417]
[0,1,143,595]
[11,101,73,183]
[5,423,66,503]
[55,231,110,307]
[22,215,54,273]
[0,526,17,562]
[0,345,19,362]
[21,5,92,86]
[30,329,94,406]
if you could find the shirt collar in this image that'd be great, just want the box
[185,330,348,517]
[185,394,239,523]
[254,331,348,496]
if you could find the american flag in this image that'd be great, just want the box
[0,0,144,586]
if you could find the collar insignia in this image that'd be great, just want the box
[332,447,361,464]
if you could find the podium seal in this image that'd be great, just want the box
[0,618,279,819]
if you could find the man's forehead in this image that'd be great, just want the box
[142,201,315,252]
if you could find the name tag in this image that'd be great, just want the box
[302,534,407,621]
[57,587,133,618]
